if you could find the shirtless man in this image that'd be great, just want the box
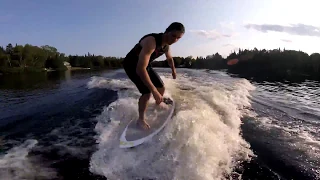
[122,22,185,130]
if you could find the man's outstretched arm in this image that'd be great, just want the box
[165,47,176,79]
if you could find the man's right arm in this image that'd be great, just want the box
[136,36,157,93]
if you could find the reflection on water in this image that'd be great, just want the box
[251,79,320,117]
[0,69,105,90]
[0,69,112,127]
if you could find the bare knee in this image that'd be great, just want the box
[157,87,165,96]
[140,93,151,101]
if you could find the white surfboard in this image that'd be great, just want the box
[119,97,175,148]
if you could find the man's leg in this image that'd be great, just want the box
[148,66,165,96]
[123,63,152,130]
[137,93,151,129]
[148,67,170,108]
[157,87,165,96]
[136,81,165,129]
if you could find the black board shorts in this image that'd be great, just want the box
[123,62,164,95]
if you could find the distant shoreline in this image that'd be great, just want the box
[0,66,105,74]
[69,67,91,70]
[1,43,320,82]
[44,66,91,72]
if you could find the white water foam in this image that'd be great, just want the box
[0,139,58,180]
[88,69,255,180]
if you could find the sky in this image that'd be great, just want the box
[1,0,320,58]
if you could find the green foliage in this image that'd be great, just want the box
[0,43,124,74]
[67,53,123,69]
[224,48,320,80]
[0,43,65,73]
[1,42,320,81]
[151,48,320,81]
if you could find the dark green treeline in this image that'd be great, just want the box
[1,43,319,81]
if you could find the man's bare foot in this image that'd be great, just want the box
[136,119,150,130]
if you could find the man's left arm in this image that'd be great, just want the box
[165,48,176,73]
[165,47,176,79]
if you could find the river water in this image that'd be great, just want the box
[0,68,319,180]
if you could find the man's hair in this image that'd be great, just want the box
[165,22,185,33]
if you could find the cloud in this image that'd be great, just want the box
[220,22,235,31]
[281,39,292,43]
[190,21,238,40]
[223,43,236,47]
[189,30,235,40]
[244,23,320,37]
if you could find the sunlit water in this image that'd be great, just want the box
[0,68,319,180]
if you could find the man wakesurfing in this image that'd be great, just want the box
[122,22,185,130]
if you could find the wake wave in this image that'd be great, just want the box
[87,69,255,180]
[0,139,58,180]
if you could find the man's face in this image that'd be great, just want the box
[167,30,184,45]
